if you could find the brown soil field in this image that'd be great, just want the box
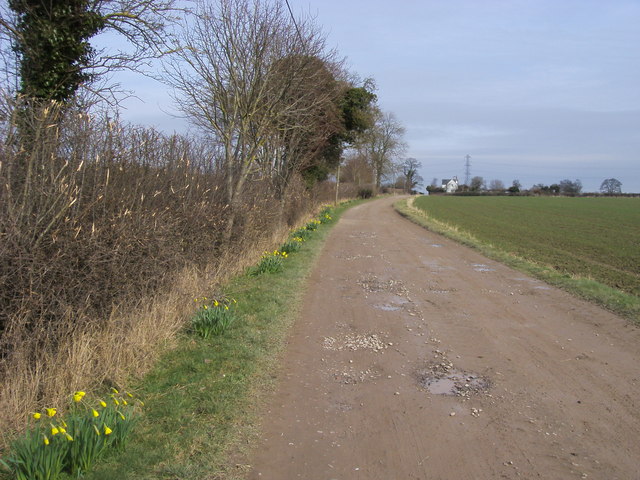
[244,196,640,480]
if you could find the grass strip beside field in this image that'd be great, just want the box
[75,200,363,480]
[395,197,640,324]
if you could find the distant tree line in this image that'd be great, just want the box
[424,176,626,196]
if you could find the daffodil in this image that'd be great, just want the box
[104,425,112,435]
[43,435,49,446]
[59,427,66,434]
[93,425,101,436]
[111,387,119,394]
[32,412,41,420]
[99,400,107,408]
[113,398,120,406]
[64,433,73,441]
[92,408,100,417]
[214,300,219,307]
[119,412,126,420]
[73,391,86,403]
[51,427,59,435]
[122,399,128,406]
[45,408,57,417]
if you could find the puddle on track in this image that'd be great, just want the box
[472,263,495,272]
[373,303,400,311]
[426,377,456,395]
[417,368,491,397]
[371,293,410,312]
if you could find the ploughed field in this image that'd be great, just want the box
[413,196,640,296]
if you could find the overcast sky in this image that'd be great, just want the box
[113,0,640,192]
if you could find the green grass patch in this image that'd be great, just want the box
[396,197,640,324]
[64,199,364,480]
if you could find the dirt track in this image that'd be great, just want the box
[246,196,640,480]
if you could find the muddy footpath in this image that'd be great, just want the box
[245,196,640,480]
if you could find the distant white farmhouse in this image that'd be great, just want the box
[443,176,459,193]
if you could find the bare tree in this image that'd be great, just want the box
[600,178,622,195]
[488,179,505,191]
[470,175,485,192]
[401,157,423,192]
[341,151,373,185]
[164,0,338,239]
[358,109,406,189]
[559,178,582,195]
[383,160,403,189]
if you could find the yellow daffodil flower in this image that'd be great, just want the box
[59,427,66,434]
[32,412,41,420]
[92,409,99,417]
[51,427,59,435]
[43,435,49,446]
[119,412,126,420]
[64,433,73,441]
[45,408,57,417]
[122,400,128,406]
[99,400,107,408]
[104,425,112,435]
[111,387,119,394]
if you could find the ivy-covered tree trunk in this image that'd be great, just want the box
[10,0,104,103]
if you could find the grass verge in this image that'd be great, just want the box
[395,198,640,324]
[65,199,365,480]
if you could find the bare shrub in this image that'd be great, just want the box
[0,98,336,438]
